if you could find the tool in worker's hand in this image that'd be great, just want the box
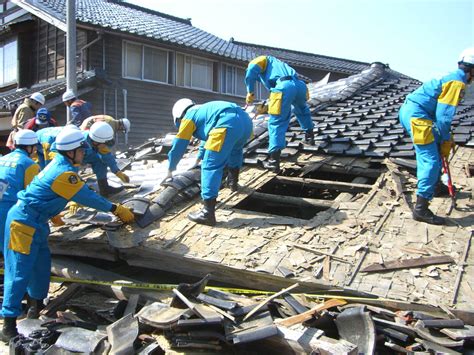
[244,101,267,119]
[441,156,456,215]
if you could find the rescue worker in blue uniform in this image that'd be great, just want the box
[0,128,135,342]
[245,55,314,172]
[36,126,63,169]
[0,130,40,251]
[62,89,92,127]
[81,122,130,197]
[36,124,129,197]
[399,47,474,225]
[166,99,253,226]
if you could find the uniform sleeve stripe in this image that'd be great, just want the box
[438,80,465,106]
[24,163,40,188]
[176,119,196,140]
[51,172,85,200]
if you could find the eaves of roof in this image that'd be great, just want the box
[12,0,256,62]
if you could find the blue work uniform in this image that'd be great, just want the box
[245,55,313,153]
[69,99,92,127]
[2,154,113,318]
[168,101,253,200]
[0,149,39,250]
[39,129,119,180]
[81,132,120,179]
[399,68,467,200]
[36,126,63,169]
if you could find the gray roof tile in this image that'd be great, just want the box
[18,0,256,61]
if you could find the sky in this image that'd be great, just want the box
[128,0,473,82]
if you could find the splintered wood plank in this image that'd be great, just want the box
[275,299,347,327]
[274,176,372,193]
[361,255,455,273]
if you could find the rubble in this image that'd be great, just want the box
[2,272,473,354]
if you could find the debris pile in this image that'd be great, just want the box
[7,274,474,354]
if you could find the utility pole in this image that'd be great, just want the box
[66,0,77,123]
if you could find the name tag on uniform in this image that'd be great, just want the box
[0,178,9,200]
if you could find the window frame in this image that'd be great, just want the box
[0,37,18,87]
[175,52,216,92]
[122,40,170,84]
[220,63,247,98]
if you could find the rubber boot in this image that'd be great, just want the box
[97,178,124,197]
[262,150,281,173]
[188,199,216,226]
[26,297,44,319]
[0,317,18,343]
[304,130,315,145]
[227,168,240,192]
[413,195,445,225]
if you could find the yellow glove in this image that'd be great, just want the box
[440,140,454,159]
[50,215,65,226]
[112,204,135,223]
[115,171,130,183]
[68,202,81,216]
[246,92,255,105]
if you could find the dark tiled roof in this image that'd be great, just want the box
[234,41,371,75]
[0,70,98,110]
[18,0,256,61]
[244,63,474,162]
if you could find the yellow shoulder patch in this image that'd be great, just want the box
[249,56,268,72]
[51,171,85,200]
[98,145,111,154]
[24,163,40,188]
[176,118,196,140]
[438,80,465,106]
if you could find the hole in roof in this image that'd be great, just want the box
[258,178,340,200]
[281,166,379,184]
[468,164,474,178]
[234,194,327,220]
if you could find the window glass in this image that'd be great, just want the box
[0,39,17,85]
[235,67,246,96]
[144,46,167,82]
[192,57,212,90]
[124,42,142,79]
[0,47,3,84]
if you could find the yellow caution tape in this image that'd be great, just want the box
[0,268,396,304]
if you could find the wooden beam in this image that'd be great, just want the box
[361,255,455,273]
[317,165,383,178]
[274,176,373,193]
[251,191,334,209]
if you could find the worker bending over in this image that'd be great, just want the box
[399,47,473,225]
[245,55,314,172]
[0,130,40,251]
[0,128,134,342]
[167,99,253,226]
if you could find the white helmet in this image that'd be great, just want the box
[30,92,45,105]
[459,47,474,67]
[56,128,86,151]
[119,118,131,133]
[14,129,38,146]
[62,89,76,102]
[172,98,195,126]
[89,121,114,144]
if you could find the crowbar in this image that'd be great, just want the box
[441,156,456,215]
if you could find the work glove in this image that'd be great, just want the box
[68,202,81,216]
[115,171,130,183]
[50,215,65,226]
[246,92,255,105]
[440,139,454,159]
[112,204,135,223]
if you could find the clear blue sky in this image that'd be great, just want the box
[128,0,473,82]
